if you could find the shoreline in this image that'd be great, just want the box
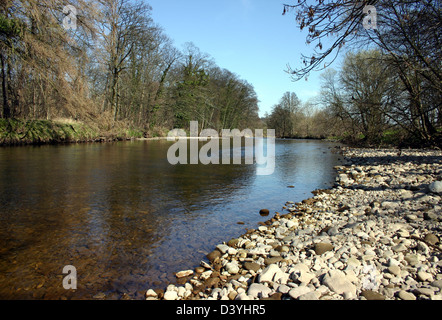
[0,118,149,147]
[0,119,341,147]
[144,147,442,301]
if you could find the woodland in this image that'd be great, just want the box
[1,1,441,147]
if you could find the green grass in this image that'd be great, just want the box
[381,129,402,145]
[0,119,99,145]
[119,127,144,139]
[0,119,145,146]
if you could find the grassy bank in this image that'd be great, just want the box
[0,118,145,146]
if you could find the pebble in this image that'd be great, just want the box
[147,148,442,300]
[175,270,193,278]
[207,250,222,262]
[243,262,261,272]
[431,279,442,290]
[314,243,334,255]
[424,233,440,245]
[413,287,435,296]
[387,265,401,276]
[163,290,178,300]
[428,181,442,194]
[288,286,312,299]
[93,292,106,299]
[145,289,158,298]
[276,284,291,294]
[247,283,272,299]
[298,291,319,300]
[322,270,357,296]
[404,254,420,267]
[259,209,270,216]
[225,262,240,275]
[361,290,386,300]
[258,264,284,283]
[398,290,416,300]
[417,271,433,282]
[216,244,230,254]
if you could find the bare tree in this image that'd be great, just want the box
[0,0,97,120]
[283,0,442,145]
[96,0,153,121]
[339,50,392,144]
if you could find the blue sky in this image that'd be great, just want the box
[147,0,335,117]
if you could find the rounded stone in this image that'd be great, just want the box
[424,233,440,245]
[430,280,442,290]
[247,283,272,299]
[417,271,433,282]
[314,242,334,255]
[163,290,178,300]
[206,249,222,262]
[243,261,261,272]
[428,181,442,194]
[404,254,419,266]
[259,209,270,216]
[225,262,240,275]
[227,238,239,247]
[145,289,158,298]
[398,290,416,300]
[387,265,401,276]
[195,266,205,274]
[288,286,312,299]
[175,270,194,278]
[361,290,386,300]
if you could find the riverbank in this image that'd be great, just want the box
[145,147,442,301]
[0,119,146,146]
[1,119,339,147]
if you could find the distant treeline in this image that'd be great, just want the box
[1,1,441,148]
[281,0,441,148]
[265,49,442,147]
[0,0,261,141]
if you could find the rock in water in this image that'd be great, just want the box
[175,270,193,278]
[145,289,158,298]
[259,209,270,216]
[206,249,222,262]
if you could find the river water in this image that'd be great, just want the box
[0,139,342,299]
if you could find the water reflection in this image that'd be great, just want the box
[0,139,341,299]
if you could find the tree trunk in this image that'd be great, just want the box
[111,68,118,121]
[1,51,11,119]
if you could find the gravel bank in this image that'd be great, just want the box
[146,148,442,301]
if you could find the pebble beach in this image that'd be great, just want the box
[145,147,442,301]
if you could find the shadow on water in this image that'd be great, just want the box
[0,139,342,299]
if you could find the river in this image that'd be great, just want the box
[0,139,342,299]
